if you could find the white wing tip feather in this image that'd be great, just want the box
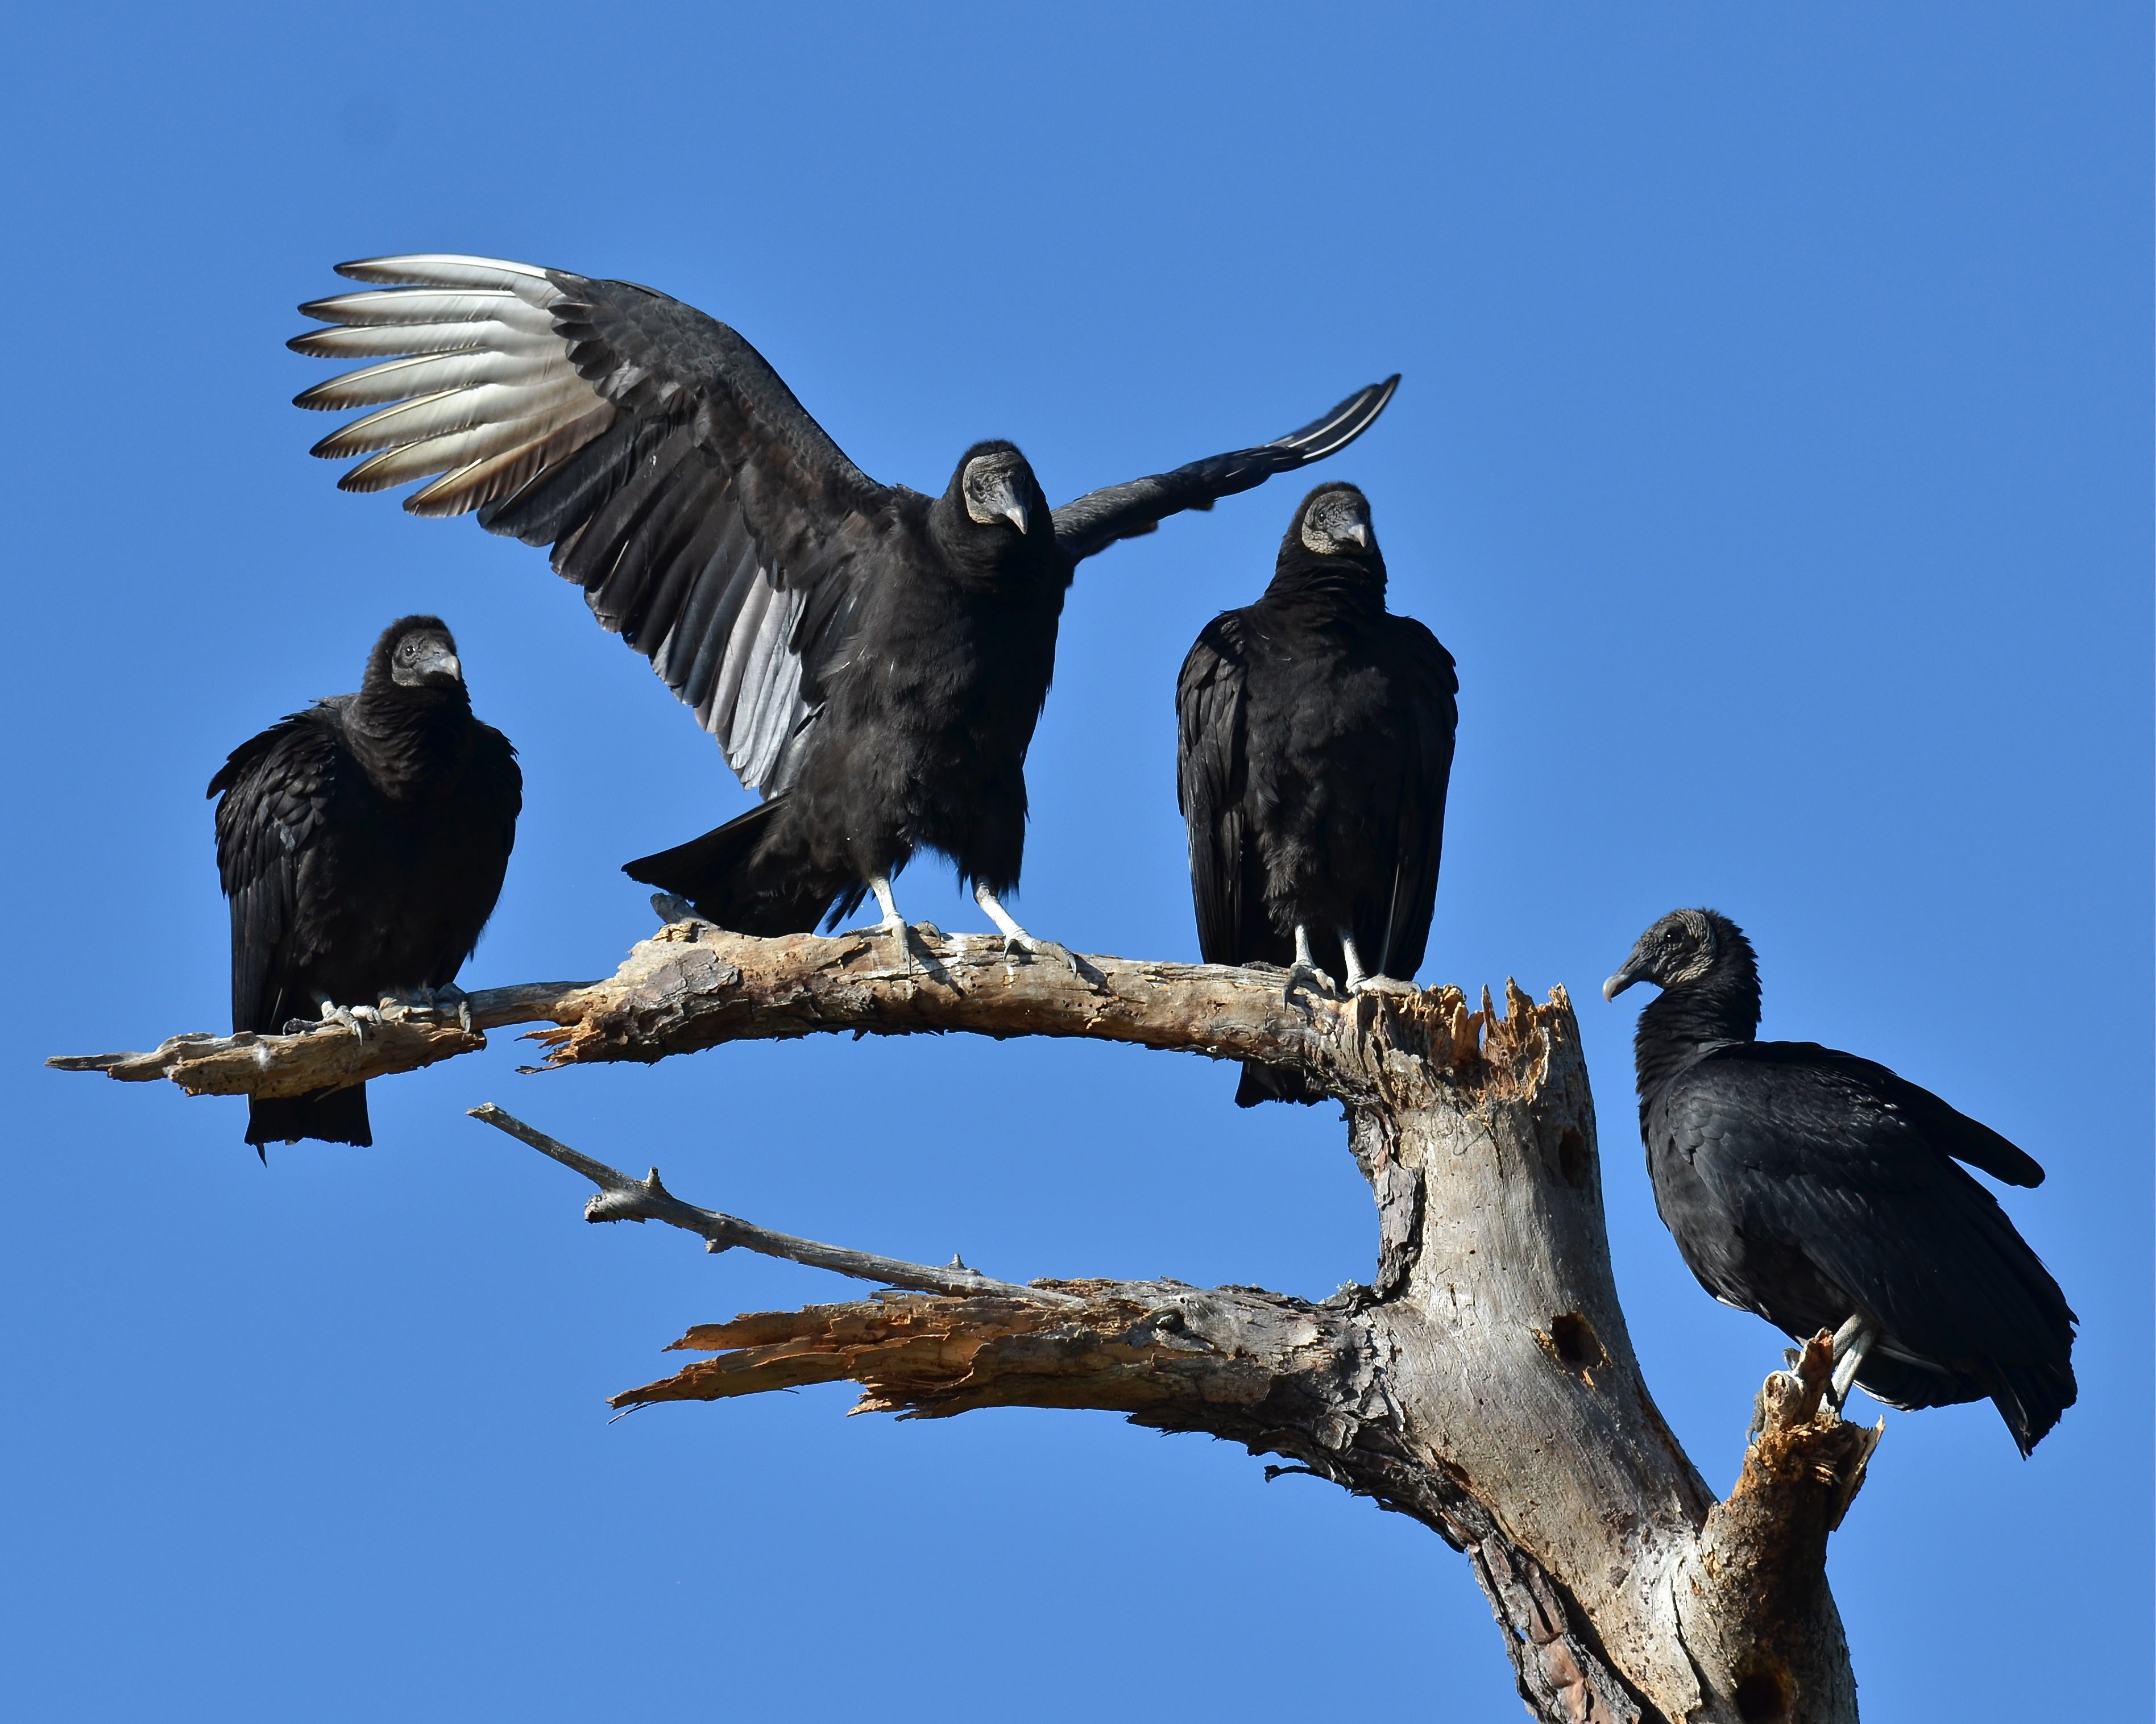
[293,253,611,514]
[335,254,557,289]
[1277,375,1400,463]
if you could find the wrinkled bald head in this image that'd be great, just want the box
[1604,908,1743,1001]
[1295,483,1375,556]
[957,442,1038,539]
[367,615,465,692]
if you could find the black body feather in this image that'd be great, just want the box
[209,617,521,1149]
[292,256,1396,928]
[1177,485,1458,1105]
[1608,909,2076,1454]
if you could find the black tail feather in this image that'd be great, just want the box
[1234,1060,1326,1107]
[1850,1345,2076,1457]
[247,1083,371,1149]
[1992,1357,2078,1457]
[623,796,850,936]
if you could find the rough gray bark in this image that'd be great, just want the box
[54,919,1880,1723]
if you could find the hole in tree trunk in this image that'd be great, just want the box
[1734,1670,1788,1722]
[1556,1125,1589,1187]
[1547,1311,1603,1370]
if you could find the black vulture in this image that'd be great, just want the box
[290,255,1396,956]
[1604,908,2076,1454]
[1177,484,1457,1105]
[209,617,522,1151]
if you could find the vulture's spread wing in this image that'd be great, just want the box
[292,256,892,792]
[1175,616,1254,965]
[1052,377,1400,564]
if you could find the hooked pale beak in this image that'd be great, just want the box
[1001,500,1031,535]
[1346,521,1370,549]
[420,649,463,683]
[1602,963,1642,1003]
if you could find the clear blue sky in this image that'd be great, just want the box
[4,5,2146,1719]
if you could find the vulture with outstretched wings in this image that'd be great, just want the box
[293,255,1395,953]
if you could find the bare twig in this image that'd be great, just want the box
[466,1103,1081,1307]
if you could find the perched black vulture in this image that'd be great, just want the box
[1604,909,2076,1454]
[1177,484,1457,1105]
[290,255,1396,954]
[209,617,521,1151]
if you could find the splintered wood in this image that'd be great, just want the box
[613,1283,1350,1422]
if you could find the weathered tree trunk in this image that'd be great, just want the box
[55,919,1879,1723]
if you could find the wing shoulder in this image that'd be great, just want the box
[1658,1045,1939,1198]
[210,710,344,891]
[1709,1041,2046,1187]
[1176,613,1251,809]
[1384,612,1459,695]
[466,719,525,844]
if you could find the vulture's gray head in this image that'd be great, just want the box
[1603,908,1744,1001]
[956,442,1039,540]
[1298,483,1374,556]
[370,615,465,692]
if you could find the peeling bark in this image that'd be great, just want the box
[56,919,1879,1722]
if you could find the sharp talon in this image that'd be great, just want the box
[1283,961,1340,1015]
[973,884,1069,981]
[309,1000,384,1040]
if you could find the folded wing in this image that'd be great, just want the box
[1175,616,1255,964]
[1668,1052,2074,1435]
[1369,621,1458,980]
[209,714,343,1034]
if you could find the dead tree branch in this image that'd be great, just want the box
[467,1103,1079,1307]
[47,980,592,1097]
[48,920,1391,1099]
[59,919,1881,1722]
